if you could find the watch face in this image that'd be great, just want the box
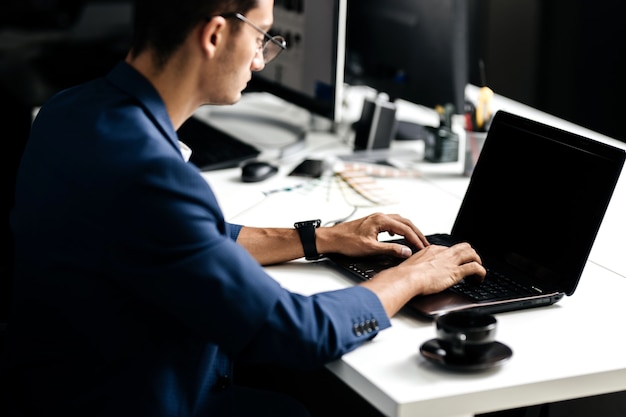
[296,220,321,228]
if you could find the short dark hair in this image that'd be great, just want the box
[129,0,258,68]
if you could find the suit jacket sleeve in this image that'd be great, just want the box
[102,129,391,365]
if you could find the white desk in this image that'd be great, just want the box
[199,90,626,417]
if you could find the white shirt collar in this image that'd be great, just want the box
[178,141,192,162]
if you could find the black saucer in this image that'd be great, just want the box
[419,338,513,371]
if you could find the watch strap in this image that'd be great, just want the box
[294,219,321,260]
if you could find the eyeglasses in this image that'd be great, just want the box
[218,12,286,64]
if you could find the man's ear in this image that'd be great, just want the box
[201,16,227,57]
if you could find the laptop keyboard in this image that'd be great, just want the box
[336,254,404,280]
[328,235,544,303]
[426,233,543,301]
[451,269,541,302]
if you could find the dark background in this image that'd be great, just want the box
[1,0,132,335]
[468,0,626,142]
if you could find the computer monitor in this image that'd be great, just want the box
[345,0,469,114]
[244,0,347,125]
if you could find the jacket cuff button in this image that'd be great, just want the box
[216,374,231,390]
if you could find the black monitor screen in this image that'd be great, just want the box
[345,0,469,113]
[244,0,347,123]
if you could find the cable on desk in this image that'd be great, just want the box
[232,169,385,228]
[322,205,358,226]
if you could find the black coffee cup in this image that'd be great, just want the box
[435,311,497,358]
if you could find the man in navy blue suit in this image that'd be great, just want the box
[4,0,485,415]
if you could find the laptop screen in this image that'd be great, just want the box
[453,111,625,295]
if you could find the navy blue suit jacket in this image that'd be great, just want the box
[5,62,390,416]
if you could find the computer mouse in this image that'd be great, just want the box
[240,160,279,183]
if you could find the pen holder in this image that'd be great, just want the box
[424,126,459,163]
[463,130,488,177]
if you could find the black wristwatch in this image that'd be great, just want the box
[294,219,322,260]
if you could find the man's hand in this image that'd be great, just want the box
[316,212,429,259]
[360,242,486,317]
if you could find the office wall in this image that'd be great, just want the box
[468,0,626,143]
[468,0,540,105]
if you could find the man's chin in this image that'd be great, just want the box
[205,93,243,106]
[227,90,244,105]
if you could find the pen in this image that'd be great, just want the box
[475,59,493,131]
[475,86,493,131]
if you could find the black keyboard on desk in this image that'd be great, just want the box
[177,116,261,171]
[451,269,540,302]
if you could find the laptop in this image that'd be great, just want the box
[326,110,626,318]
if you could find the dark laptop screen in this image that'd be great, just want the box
[452,111,625,295]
